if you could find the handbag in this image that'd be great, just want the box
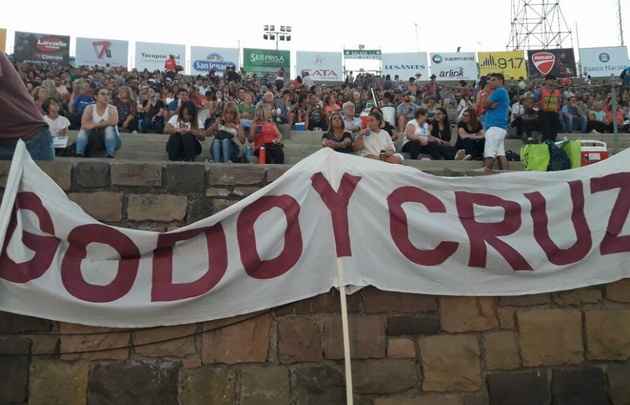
[520,144,550,171]
[215,129,234,140]
[266,142,284,151]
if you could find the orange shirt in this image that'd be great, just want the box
[252,120,277,150]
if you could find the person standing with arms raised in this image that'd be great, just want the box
[478,73,509,172]
[0,51,54,161]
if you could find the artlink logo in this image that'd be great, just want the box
[35,37,68,52]
[532,52,555,75]
[432,54,443,64]
[92,41,112,59]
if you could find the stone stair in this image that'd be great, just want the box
[59,128,625,172]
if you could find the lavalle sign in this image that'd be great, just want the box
[243,48,290,75]
[344,50,382,60]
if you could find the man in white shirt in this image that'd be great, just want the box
[302,71,315,87]
[342,102,363,139]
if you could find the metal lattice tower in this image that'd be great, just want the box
[507,0,573,50]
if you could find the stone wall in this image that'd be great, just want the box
[1,160,630,404]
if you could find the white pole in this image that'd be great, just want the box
[336,259,354,405]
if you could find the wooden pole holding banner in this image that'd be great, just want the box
[336,260,354,405]
[610,74,620,154]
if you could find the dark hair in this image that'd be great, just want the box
[177,101,199,130]
[490,72,505,84]
[463,107,480,130]
[326,111,345,134]
[42,97,58,115]
[368,111,383,125]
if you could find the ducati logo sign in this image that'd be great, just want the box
[532,52,555,75]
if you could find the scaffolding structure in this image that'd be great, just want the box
[507,0,573,50]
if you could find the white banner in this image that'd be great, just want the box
[296,51,343,82]
[190,46,239,76]
[382,52,429,81]
[430,52,478,80]
[75,37,129,68]
[1,144,630,327]
[579,46,629,78]
[135,42,185,73]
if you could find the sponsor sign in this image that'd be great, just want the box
[296,51,342,82]
[190,46,239,75]
[135,42,186,73]
[478,50,527,79]
[2,144,630,327]
[429,52,477,80]
[343,49,382,60]
[0,28,6,53]
[242,48,290,75]
[579,46,629,78]
[75,37,129,68]
[527,48,576,79]
[13,31,70,64]
[381,52,429,80]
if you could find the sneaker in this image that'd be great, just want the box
[106,154,114,158]
[131,130,138,134]
[475,167,491,173]
[464,154,472,160]
[454,149,466,160]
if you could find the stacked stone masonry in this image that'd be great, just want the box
[1,160,630,404]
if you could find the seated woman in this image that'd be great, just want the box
[370,106,400,143]
[587,101,613,133]
[164,101,206,161]
[288,93,308,129]
[455,107,485,160]
[429,107,466,160]
[42,97,70,153]
[402,107,431,160]
[238,92,256,132]
[113,86,138,133]
[353,111,403,164]
[32,86,48,115]
[207,101,245,163]
[76,87,121,158]
[248,104,284,164]
[322,112,353,153]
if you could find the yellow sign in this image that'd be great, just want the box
[478,51,527,79]
[0,28,6,53]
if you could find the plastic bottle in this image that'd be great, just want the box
[259,145,266,165]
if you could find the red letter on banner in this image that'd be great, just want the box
[152,224,228,301]
[61,224,140,302]
[387,186,458,265]
[237,195,302,279]
[591,173,630,255]
[525,180,592,265]
[310,172,361,257]
[456,192,532,270]
[0,192,60,283]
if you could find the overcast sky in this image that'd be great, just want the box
[1,0,628,72]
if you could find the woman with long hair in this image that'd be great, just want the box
[353,111,403,164]
[455,107,485,160]
[32,86,48,115]
[248,104,284,164]
[113,86,138,132]
[207,101,245,163]
[429,107,466,160]
[322,112,352,153]
[164,101,207,161]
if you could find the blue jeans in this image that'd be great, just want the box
[141,118,165,134]
[564,115,587,133]
[0,127,55,161]
[76,126,122,156]
[211,139,238,162]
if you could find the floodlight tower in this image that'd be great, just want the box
[507,0,573,50]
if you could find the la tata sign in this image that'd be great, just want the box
[296,51,342,82]
[1,145,629,327]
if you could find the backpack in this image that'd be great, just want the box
[545,139,570,171]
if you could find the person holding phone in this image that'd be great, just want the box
[353,111,403,164]
[164,101,206,161]
[248,104,284,164]
[207,102,245,163]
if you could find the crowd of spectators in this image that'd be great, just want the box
[11,57,630,163]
